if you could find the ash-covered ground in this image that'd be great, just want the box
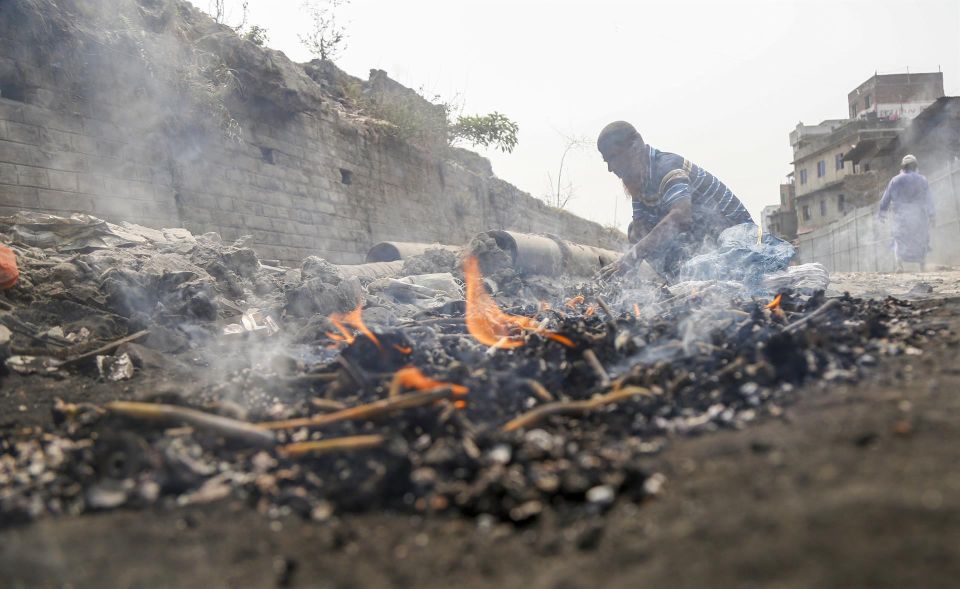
[2,215,959,588]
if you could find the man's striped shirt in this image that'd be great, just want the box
[632,146,753,233]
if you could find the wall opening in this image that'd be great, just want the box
[340,168,353,185]
[0,77,28,103]
[260,147,275,164]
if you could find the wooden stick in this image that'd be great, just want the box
[594,296,615,320]
[285,373,339,386]
[404,317,467,326]
[309,398,348,412]
[501,386,654,432]
[258,386,454,430]
[783,299,841,334]
[104,401,275,447]
[582,349,611,388]
[62,330,150,364]
[524,379,555,402]
[278,435,385,458]
[336,355,366,387]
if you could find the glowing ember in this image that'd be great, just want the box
[326,302,382,348]
[633,303,641,318]
[393,344,413,355]
[392,366,468,396]
[585,304,597,317]
[565,294,585,308]
[463,256,574,349]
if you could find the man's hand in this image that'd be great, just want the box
[598,257,626,280]
[598,244,641,280]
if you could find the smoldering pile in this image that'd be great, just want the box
[0,213,943,528]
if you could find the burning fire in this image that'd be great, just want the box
[391,366,468,396]
[390,366,469,408]
[765,294,783,310]
[326,302,382,349]
[565,294,585,308]
[463,256,574,349]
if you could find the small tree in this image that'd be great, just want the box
[242,25,268,46]
[299,0,349,62]
[449,112,519,154]
[543,132,589,208]
[209,1,268,46]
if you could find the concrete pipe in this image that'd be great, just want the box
[556,240,623,276]
[336,260,405,280]
[485,230,564,276]
[365,241,460,263]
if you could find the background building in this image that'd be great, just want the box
[788,72,945,236]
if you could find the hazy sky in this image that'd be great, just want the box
[211,0,960,232]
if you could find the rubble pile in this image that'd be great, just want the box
[0,214,947,527]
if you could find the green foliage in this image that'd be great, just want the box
[242,25,268,46]
[299,0,349,61]
[449,112,519,154]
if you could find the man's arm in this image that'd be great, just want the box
[878,178,894,218]
[627,218,651,244]
[626,197,692,263]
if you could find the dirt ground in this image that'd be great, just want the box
[3,283,960,588]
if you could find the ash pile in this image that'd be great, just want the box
[0,213,943,528]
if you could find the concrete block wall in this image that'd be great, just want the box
[0,98,181,229]
[0,87,623,265]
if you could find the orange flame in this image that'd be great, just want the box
[326,302,381,348]
[633,303,641,319]
[463,256,574,349]
[765,294,783,310]
[393,344,413,355]
[393,366,468,396]
[585,304,597,317]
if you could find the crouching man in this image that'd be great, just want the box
[597,121,754,279]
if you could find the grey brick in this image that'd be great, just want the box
[47,169,78,192]
[17,104,82,134]
[77,174,105,195]
[0,140,46,167]
[0,162,16,185]
[0,185,40,207]
[38,127,75,151]
[71,134,99,155]
[1,121,40,144]
[16,165,49,188]
[36,188,94,212]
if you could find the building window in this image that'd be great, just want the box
[835,153,844,171]
[820,200,827,216]
[864,163,871,172]
[864,95,872,109]
[799,169,808,185]
[838,194,845,213]
[802,205,811,221]
[817,160,826,178]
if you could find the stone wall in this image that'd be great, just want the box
[0,0,623,265]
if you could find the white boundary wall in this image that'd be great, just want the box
[796,161,960,271]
